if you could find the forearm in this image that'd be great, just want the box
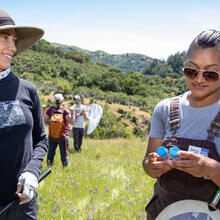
[24,135,48,179]
[44,114,49,123]
[70,113,75,125]
[207,160,220,187]
[142,156,156,178]
[82,112,87,120]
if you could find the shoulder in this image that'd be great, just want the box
[62,107,69,114]
[153,92,186,118]
[154,97,171,115]
[19,78,37,91]
[71,104,76,109]
[46,107,53,114]
[19,78,39,101]
[156,92,187,109]
[81,104,86,109]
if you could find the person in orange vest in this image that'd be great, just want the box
[44,94,71,167]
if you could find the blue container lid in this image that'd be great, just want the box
[157,146,168,158]
[170,146,180,158]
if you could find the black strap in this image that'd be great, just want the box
[169,98,180,135]
[50,107,65,120]
[0,17,15,26]
[207,110,220,140]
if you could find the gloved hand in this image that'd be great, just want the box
[17,172,38,204]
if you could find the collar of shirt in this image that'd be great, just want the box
[0,68,10,80]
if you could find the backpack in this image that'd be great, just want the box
[49,107,65,139]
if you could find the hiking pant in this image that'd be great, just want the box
[73,128,84,152]
[47,135,69,166]
[0,193,38,220]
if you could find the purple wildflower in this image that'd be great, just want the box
[40,194,43,201]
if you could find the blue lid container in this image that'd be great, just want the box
[157,146,168,158]
[170,146,180,158]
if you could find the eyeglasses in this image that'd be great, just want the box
[74,99,79,101]
[183,67,219,82]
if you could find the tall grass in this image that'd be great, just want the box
[38,138,155,219]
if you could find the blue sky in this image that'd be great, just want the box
[2,0,220,59]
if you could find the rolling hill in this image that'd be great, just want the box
[53,43,153,73]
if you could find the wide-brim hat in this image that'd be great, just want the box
[0,8,44,55]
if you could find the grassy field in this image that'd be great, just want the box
[37,138,155,220]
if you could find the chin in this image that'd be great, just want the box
[190,88,219,101]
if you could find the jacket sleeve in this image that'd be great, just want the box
[23,87,48,179]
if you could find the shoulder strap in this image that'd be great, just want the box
[207,110,220,140]
[169,97,180,135]
[51,107,55,114]
[52,107,64,114]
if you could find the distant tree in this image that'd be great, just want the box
[167,52,185,74]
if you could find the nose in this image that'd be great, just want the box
[194,71,206,82]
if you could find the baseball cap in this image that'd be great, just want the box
[54,93,64,102]
[74,95,80,101]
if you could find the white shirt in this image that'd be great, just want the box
[70,104,87,128]
[0,68,10,80]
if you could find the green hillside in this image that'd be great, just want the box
[11,39,188,139]
[54,43,153,73]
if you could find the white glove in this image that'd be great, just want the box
[17,172,38,202]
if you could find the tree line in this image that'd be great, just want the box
[11,40,188,138]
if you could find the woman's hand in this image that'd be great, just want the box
[142,152,172,178]
[170,151,218,178]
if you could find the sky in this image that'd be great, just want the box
[2,0,220,59]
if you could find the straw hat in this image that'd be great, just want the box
[0,8,44,55]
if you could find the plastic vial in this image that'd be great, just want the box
[169,146,180,159]
[156,146,168,158]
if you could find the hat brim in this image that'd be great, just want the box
[0,25,44,55]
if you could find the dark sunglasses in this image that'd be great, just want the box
[183,67,219,82]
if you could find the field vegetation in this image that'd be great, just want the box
[38,138,155,220]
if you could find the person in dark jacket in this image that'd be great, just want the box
[0,8,48,220]
[143,30,220,220]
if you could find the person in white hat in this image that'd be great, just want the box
[44,93,71,167]
[0,8,47,219]
[69,94,87,152]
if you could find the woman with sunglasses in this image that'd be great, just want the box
[143,29,220,220]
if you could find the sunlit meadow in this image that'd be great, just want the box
[37,138,155,220]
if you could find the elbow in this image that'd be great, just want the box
[142,156,149,175]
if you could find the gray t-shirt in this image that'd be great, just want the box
[149,91,220,220]
[150,91,220,150]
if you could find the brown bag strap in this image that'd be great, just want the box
[169,97,180,134]
[207,110,220,140]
